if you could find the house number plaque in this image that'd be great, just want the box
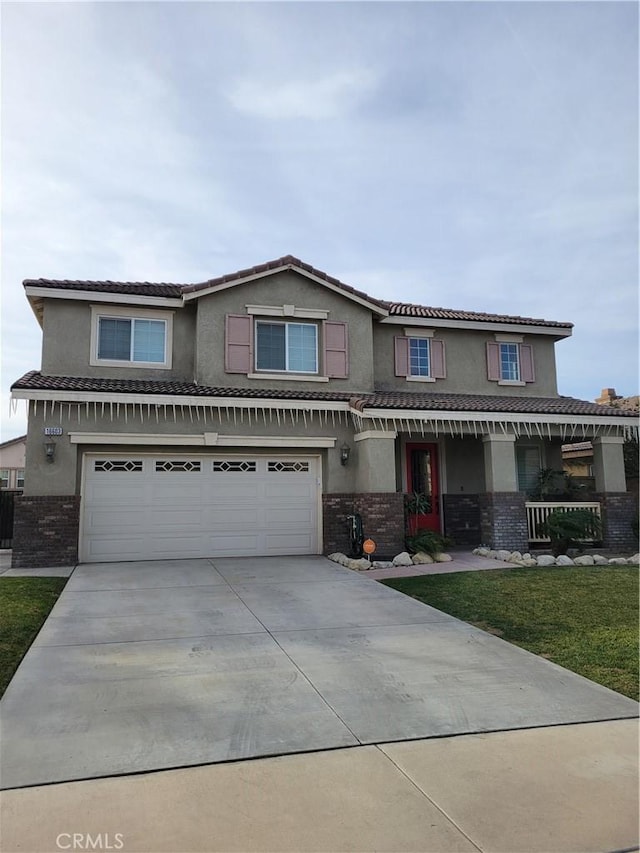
[43,427,64,436]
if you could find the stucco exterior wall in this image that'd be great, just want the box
[0,439,26,470]
[372,324,559,396]
[22,402,359,496]
[195,271,376,392]
[41,300,197,382]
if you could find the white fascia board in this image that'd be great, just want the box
[183,264,389,317]
[353,407,637,429]
[69,432,337,447]
[381,315,572,338]
[13,388,351,412]
[354,430,398,441]
[24,286,183,309]
[246,304,329,319]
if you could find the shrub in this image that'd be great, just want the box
[537,508,602,557]
[405,530,451,556]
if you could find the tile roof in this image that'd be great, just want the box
[24,255,572,329]
[385,303,572,329]
[11,372,638,419]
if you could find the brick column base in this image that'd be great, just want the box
[322,493,405,558]
[442,494,481,548]
[593,492,638,551]
[478,492,528,551]
[12,496,80,568]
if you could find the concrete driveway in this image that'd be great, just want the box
[1,556,637,789]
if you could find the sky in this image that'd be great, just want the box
[1,0,638,440]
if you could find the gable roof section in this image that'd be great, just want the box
[23,255,572,331]
[0,434,27,450]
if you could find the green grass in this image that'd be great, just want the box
[382,566,639,701]
[0,577,67,698]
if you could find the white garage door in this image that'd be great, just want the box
[81,454,320,562]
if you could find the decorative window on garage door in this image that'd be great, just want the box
[155,460,202,472]
[267,461,310,473]
[212,460,257,472]
[94,460,143,472]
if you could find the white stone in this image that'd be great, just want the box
[555,555,574,566]
[536,555,556,567]
[348,558,372,571]
[627,554,640,565]
[521,558,538,567]
[328,553,343,563]
[522,553,532,561]
[434,553,453,562]
[608,558,628,565]
[508,552,523,563]
[412,552,434,564]
[497,550,511,562]
[392,552,414,567]
[592,555,608,565]
[573,555,595,566]
[476,547,491,557]
[488,550,498,560]
[371,561,394,569]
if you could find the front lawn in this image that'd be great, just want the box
[382,566,639,700]
[0,577,67,698]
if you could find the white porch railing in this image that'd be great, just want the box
[525,502,602,543]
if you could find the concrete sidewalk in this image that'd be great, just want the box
[1,719,637,853]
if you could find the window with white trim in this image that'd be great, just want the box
[0,469,9,489]
[16,469,25,489]
[255,321,318,373]
[500,343,520,381]
[409,338,430,377]
[91,306,173,369]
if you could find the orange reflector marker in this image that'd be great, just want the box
[363,539,376,555]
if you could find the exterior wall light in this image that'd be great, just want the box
[340,443,350,466]
[44,440,56,463]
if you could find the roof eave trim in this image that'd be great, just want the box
[182,263,389,316]
[381,315,572,337]
[24,286,183,309]
[11,388,351,412]
[351,407,638,428]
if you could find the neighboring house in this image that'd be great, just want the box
[9,255,639,567]
[0,435,26,491]
[562,388,639,487]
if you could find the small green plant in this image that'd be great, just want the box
[404,492,432,515]
[537,508,602,557]
[529,468,582,500]
[406,530,451,556]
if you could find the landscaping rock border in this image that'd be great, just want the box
[472,547,640,567]
[327,551,452,571]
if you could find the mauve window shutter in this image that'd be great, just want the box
[431,339,446,379]
[520,344,535,382]
[323,321,348,378]
[225,315,252,373]
[486,341,501,381]
[394,336,409,377]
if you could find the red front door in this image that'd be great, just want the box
[406,443,440,533]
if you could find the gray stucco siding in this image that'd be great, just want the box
[373,324,559,396]
[41,300,196,382]
[22,402,359,495]
[195,271,376,392]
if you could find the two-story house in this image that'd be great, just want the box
[10,255,638,567]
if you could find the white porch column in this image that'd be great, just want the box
[354,430,397,492]
[482,434,518,492]
[592,436,626,492]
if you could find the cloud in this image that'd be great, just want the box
[226,68,377,120]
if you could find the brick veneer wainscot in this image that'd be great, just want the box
[442,494,481,548]
[593,492,638,551]
[12,495,80,568]
[323,493,405,558]
[478,492,528,551]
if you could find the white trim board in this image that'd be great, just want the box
[70,432,337,448]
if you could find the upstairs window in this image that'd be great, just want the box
[256,321,318,373]
[395,333,446,381]
[16,469,25,489]
[0,469,9,489]
[487,339,534,384]
[91,307,173,369]
[409,338,430,377]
